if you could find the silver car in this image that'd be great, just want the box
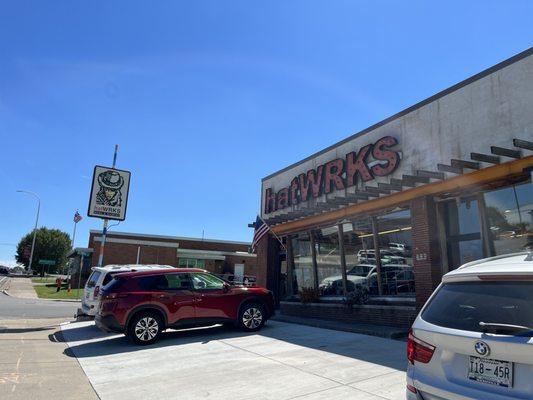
[407,252,533,399]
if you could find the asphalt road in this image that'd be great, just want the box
[0,292,79,319]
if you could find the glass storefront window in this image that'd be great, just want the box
[343,218,375,296]
[178,258,205,268]
[484,181,533,255]
[314,226,343,297]
[443,197,483,268]
[291,233,314,293]
[376,208,415,296]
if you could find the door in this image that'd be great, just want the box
[150,273,196,325]
[234,264,244,283]
[191,272,233,320]
[443,197,484,270]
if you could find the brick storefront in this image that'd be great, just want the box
[256,48,533,329]
[69,231,259,289]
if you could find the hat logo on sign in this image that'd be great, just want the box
[96,170,124,207]
[474,341,490,357]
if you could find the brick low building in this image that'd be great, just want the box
[69,231,258,289]
[256,48,533,329]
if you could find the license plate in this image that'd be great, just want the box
[468,356,513,388]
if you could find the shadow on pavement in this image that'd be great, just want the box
[0,326,56,333]
[62,321,406,371]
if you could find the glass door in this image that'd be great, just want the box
[443,196,484,270]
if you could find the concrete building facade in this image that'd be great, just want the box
[257,48,533,329]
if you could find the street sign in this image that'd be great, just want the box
[87,165,131,221]
[38,259,56,265]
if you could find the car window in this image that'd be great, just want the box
[137,274,191,291]
[103,277,124,292]
[165,273,192,290]
[191,273,225,290]
[347,265,374,277]
[422,281,533,334]
[86,271,101,288]
[102,272,117,286]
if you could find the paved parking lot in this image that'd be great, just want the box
[61,320,406,400]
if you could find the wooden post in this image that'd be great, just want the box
[309,231,319,291]
[371,216,383,296]
[337,223,348,296]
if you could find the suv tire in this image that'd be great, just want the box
[128,311,163,345]
[238,302,265,332]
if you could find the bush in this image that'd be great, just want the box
[343,285,369,308]
[299,287,320,304]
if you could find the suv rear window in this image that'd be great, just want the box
[86,271,101,288]
[103,277,124,291]
[422,281,533,334]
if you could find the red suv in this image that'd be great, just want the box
[95,268,275,344]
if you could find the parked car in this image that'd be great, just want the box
[81,264,175,316]
[389,242,412,257]
[407,252,533,399]
[319,264,374,295]
[96,268,276,344]
[357,249,406,265]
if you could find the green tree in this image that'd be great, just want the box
[16,228,71,275]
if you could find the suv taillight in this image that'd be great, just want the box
[407,330,435,364]
[94,286,100,298]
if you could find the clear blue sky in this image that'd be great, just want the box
[1,1,532,265]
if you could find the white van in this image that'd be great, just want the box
[80,264,175,316]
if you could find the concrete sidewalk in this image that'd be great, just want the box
[0,318,99,400]
[4,278,38,300]
[62,320,407,399]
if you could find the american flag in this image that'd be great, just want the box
[74,210,82,223]
[252,215,270,251]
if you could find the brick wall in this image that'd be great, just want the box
[410,196,443,310]
[280,301,417,329]
[254,234,280,292]
[87,232,257,276]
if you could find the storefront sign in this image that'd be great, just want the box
[264,136,400,214]
[88,165,131,221]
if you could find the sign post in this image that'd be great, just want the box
[87,145,131,267]
[38,259,56,280]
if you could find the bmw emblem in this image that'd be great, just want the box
[474,341,490,357]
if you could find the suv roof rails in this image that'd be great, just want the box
[457,251,530,270]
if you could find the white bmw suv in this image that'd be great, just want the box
[407,252,533,399]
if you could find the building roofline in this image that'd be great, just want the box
[262,47,533,182]
[89,230,251,246]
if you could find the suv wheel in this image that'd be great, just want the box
[128,311,163,345]
[238,303,265,332]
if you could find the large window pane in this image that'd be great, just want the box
[343,218,375,296]
[484,181,533,255]
[314,226,343,297]
[376,208,415,297]
[291,233,314,293]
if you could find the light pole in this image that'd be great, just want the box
[16,190,40,274]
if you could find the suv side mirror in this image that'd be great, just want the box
[223,282,230,293]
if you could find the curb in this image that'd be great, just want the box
[2,289,81,303]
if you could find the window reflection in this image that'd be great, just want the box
[314,226,343,297]
[376,208,415,296]
[291,233,314,292]
[484,181,533,255]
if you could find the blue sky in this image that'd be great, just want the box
[1,1,532,265]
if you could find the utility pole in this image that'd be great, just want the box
[16,190,40,273]
[97,145,119,267]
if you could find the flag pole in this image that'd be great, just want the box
[72,210,78,249]
[258,214,287,252]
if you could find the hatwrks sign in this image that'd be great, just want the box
[88,165,131,221]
